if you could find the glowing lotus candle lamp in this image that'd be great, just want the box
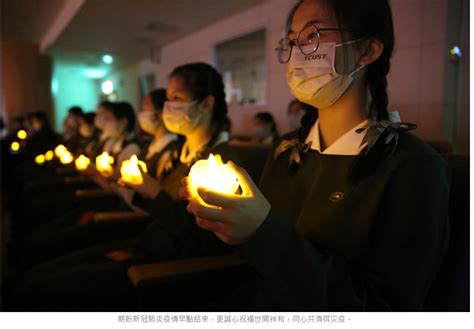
[55,144,67,158]
[60,151,74,164]
[188,154,240,202]
[35,154,45,165]
[10,142,20,152]
[45,150,54,161]
[96,152,114,176]
[75,155,91,171]
[120,155,147,184]
[17,130,27,140]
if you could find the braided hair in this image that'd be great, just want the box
[169,63,230,147]
[287,0,395,141]
[332,0,394,121]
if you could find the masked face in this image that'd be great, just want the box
[79,124,94,138]
[162,101,202,135]
[138,111,161,135]
[103,120,126,139]
[287,39,366,110]
[253,126,272,141]
[31,119,42,132]
[288,111,305,130]
[94,114,107,130]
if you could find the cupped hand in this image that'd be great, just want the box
[179,161,271,245]
[118,165,161,199]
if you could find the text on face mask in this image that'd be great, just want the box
[304,54,327,61]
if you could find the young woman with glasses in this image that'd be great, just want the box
[181,0,450,311]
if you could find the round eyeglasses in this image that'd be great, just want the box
[275,24,353,64]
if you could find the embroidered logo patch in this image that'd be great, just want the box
[330,192,344,203]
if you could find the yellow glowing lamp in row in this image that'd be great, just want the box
[60,151,74,164]
[17,130,27,140]
[96,152,114,176]
[35,154,45,165]
[120,155,147,185]
[10,142,20,152]
[75,155,91,171]
[45,150,54,161]
[55,144,67,158]
[188,154,240,202]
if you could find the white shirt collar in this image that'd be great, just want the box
[146,134,178,159]
[305,119,369,156]
[180,131,230,164]
[304,111,402,156]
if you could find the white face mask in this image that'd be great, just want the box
[162,101,201,135]
[287,39,366,110]
[138,111,161,135]
[252,125,272,141]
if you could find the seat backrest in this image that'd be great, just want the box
[231,145,271,184]
[423,156,470,311]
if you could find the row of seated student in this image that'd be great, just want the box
[3,63,274,310]
[2,0,466,311]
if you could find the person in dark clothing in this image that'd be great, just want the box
[4,63,249,311]
[9,102,141,246]
[72,112,98,156]
[136,89,181,178]
[23,111,60,155]
[83,101,115,159]
[287,99,317,131]
[180,0,450,311]
[62,106,84,152]
[251,112,279,145]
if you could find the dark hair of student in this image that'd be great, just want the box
[169,62,230,147]
[28,111,53,133]
[149,89,167,113]
[68,106,84,117]
[287,0,394,142]
[83,112,96,125]
[254,112,279,139]
[99,101,115,113]
[111,102,136,133]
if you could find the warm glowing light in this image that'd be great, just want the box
[17,130,27,140]
[11,142,20,152]
[45,150,54,161]
[96,152,114,176]
[188,154,240,203]
[35,154,45,165]
[60,151,74,164]
[101,80,114,95]
[55,144,67,158]
[75,155,91,171]
[120,155,147,184]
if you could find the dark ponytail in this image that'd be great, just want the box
[170,63,229,147]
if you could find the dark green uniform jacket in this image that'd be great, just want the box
[131,142,244,259]
[238,130,450,311]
